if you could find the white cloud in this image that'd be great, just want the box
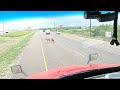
[0,14,120,32]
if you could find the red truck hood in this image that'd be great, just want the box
[25,64,120,79]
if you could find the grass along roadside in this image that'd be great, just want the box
[3,30,33,37]
[62,31,120,49]
[0,30,36,78]
[51,28,112,42]
[58,29,112,43]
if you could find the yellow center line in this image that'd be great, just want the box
[40,38,48,72]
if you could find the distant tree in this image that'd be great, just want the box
[93,24,113,37]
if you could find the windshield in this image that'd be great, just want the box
[0,11,120,79]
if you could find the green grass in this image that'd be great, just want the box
[0,30,36,77]
[57,28,112,42]
[0,37,11,43]
[3,30,32,37]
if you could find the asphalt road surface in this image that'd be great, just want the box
[10,30,120,79]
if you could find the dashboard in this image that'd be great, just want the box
[86,71,120,79]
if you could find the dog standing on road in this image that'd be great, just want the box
[51,38,54,43]
[45,39,50,42]
[45,38,54,43]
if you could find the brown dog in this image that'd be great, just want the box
[45,39,50,42]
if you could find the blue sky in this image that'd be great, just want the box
[0,11,83,22]
[0,11,117,32]
[0,11,115,22]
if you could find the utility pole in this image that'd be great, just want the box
[3,19,4,34]
[54,20,55,29]
[13,24,14,31]
[47,24,49,29]
[53,17,56,31]
[90,19,91,37]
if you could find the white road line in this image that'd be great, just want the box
[58,42,85,57]
[73,50,85,57]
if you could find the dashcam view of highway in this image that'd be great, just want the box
[0,11,120,79]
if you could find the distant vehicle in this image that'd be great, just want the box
[56,31,61,34]
[45,30,50,34]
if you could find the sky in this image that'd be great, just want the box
[0,11,118,32]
